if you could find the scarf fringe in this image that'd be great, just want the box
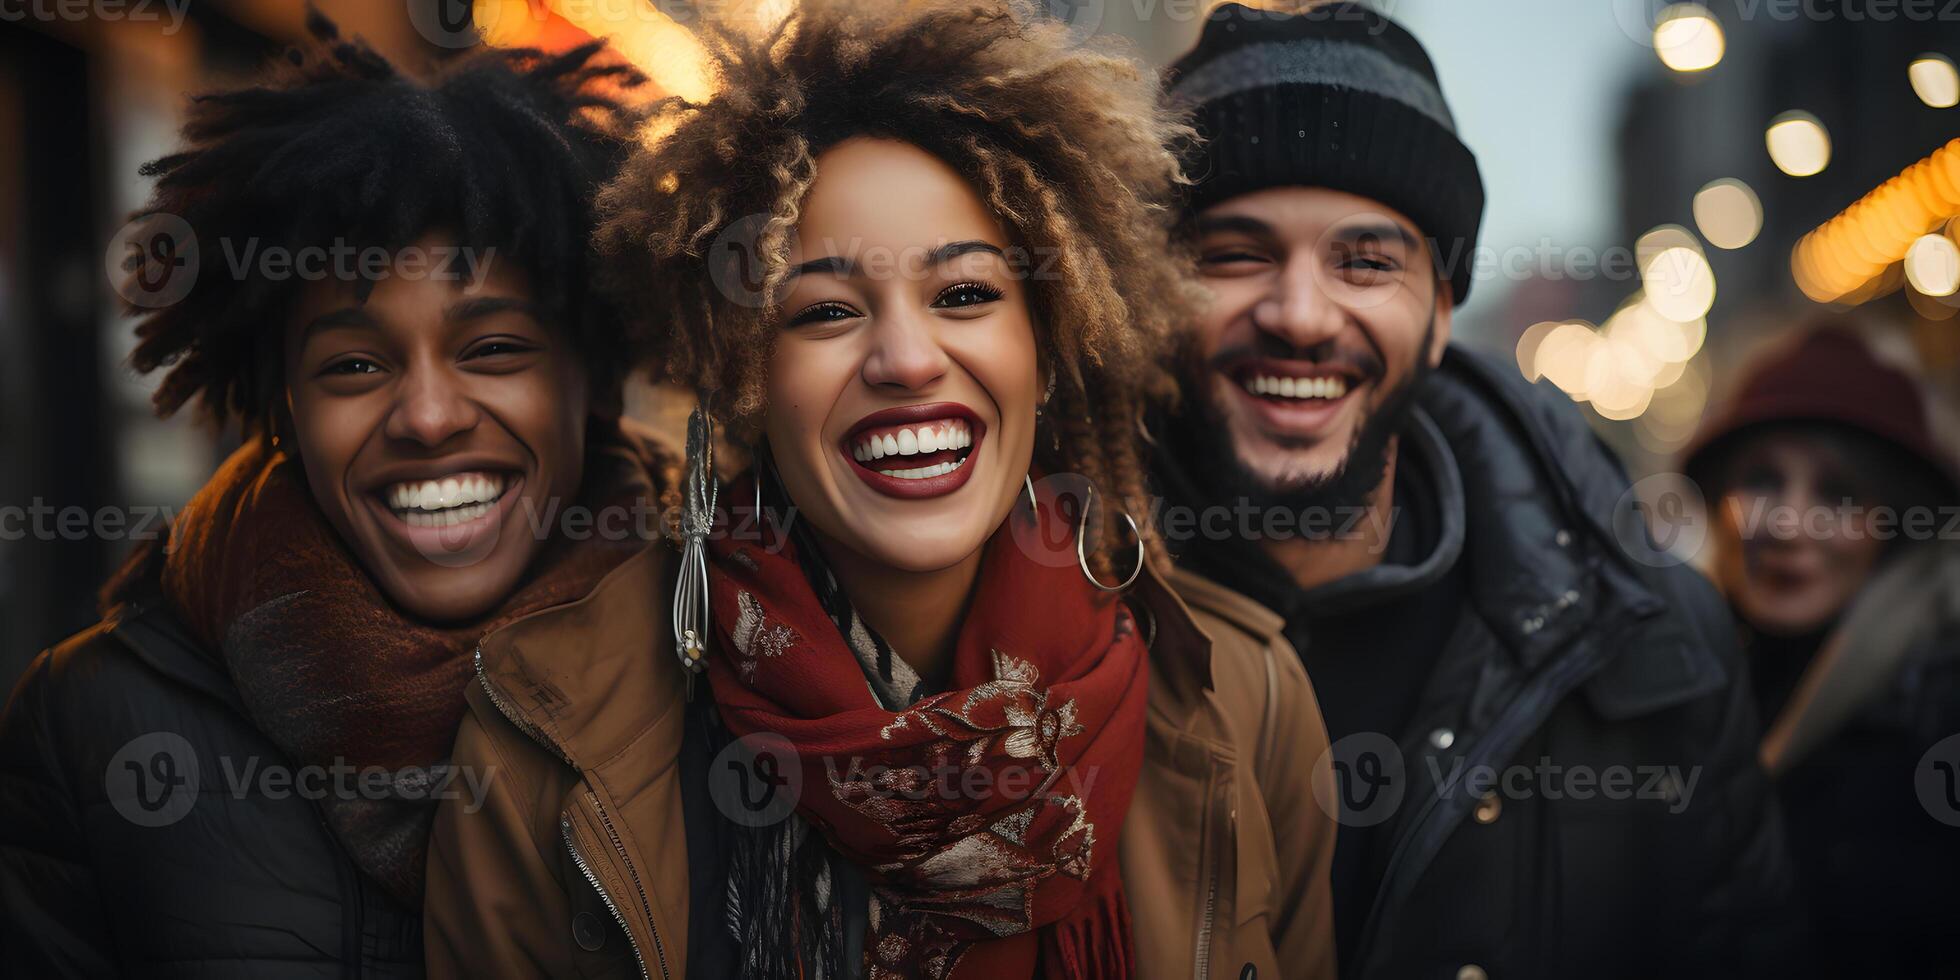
[1041,872,1135,980]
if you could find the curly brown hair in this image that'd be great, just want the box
[597,0,1200,578]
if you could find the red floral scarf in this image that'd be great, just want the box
[704,473,1149,980]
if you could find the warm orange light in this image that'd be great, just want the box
[1794,139,1960,303]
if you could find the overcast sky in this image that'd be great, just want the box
[1391,1,1649,259]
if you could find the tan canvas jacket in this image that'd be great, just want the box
[423,544,1338,980]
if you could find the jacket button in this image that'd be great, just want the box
[1428,727,1455,750]
[1474,791,1502,824]
[573,911,606,951]
[1457,966,1488,980]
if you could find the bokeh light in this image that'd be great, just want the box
[1693,178,1763,249]
[1905,232,1960,296]
[1766,111,1831,177]
[1637,226,1718,322]
[1654,5,1725,73]
[1910,54,1960,109]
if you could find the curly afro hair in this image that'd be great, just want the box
[596,0,1202,577]
[122,12,643,427]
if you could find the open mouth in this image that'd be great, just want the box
[1234,368,1353,404]
[842,403,985,499]
[379,471,515,527]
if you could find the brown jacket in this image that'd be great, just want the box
[423,543,1337,980]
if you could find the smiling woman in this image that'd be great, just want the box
[423,3,1339,980]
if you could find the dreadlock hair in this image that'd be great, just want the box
[597,0,1202,580]
[123,11,643,429]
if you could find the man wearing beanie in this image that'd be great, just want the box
[1151,4,1798,978]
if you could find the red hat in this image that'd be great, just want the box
[1681,324,1958,501]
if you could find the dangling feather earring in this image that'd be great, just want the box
[673,401,716,698]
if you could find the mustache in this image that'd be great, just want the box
[1204,337,1385,380]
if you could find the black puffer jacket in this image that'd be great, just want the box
[1159,347,1800,980]
[0,596,421,978]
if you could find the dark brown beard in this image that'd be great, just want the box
[1171,314,1435,518]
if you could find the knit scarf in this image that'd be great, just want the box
[160,423,663,906]
[704,473,1148,980]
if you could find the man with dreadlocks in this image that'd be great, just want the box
[0,16,673,976]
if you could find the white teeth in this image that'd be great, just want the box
[851,420,974,461]
[876,456,968,480]
[399,501,493,527]
[385,472,507,515]
[1244,375,1348,401]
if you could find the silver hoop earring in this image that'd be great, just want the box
[1076,484,1144,592]
[1023,474,1039,527]
[672,403,716,696]
[752,464,764,525]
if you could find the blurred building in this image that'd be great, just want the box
[1611,0,1960,465]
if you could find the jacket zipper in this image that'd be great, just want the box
[562,815,658,980]
[1193,765,1221,980]
[587,789,671,980]
[1352,616,1633,974]
[475,644,671,979]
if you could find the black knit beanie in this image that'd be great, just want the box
[1167,2,1486,303]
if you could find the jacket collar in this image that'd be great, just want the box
[1420,348,1720,715]
[1132,563,1219,722]
[474,542,684,769]
[1156,344,1723,717]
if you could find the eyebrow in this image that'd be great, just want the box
[298,306,375,339]
[783,239,1007,281]
[1329,222,1420,251]
[1194,214,1275,239]
[448,296,541,322]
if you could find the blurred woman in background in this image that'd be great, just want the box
[424,2,1337,977]
[1683,322,1960,977]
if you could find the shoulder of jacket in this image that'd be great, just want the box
[1160,566,1316,754]
[1165,565,1287,647]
